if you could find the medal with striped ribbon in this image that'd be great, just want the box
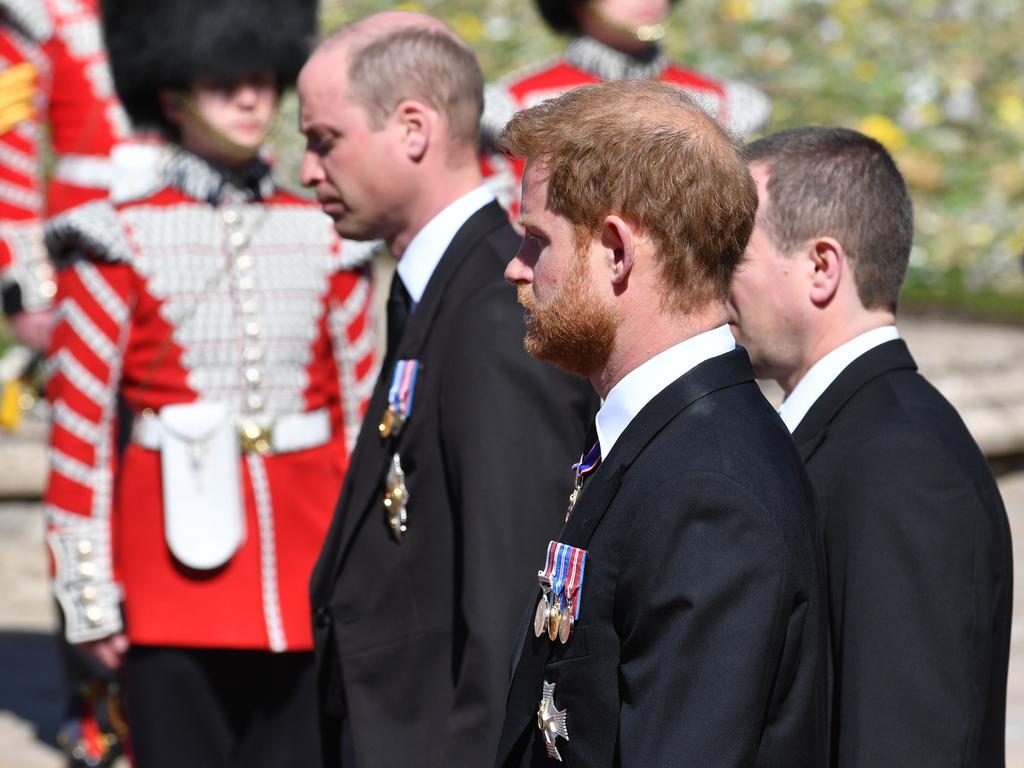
[378,359,420,438]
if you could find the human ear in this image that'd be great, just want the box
[396,100,431,162]
[601,215,635,287]
[808,237,843,305]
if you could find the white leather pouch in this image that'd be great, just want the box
[159,401,244,570]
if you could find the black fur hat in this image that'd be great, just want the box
[101,0,317,130]
[536,0,679,35]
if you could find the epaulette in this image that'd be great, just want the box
[45,200,135,268]
[0,0,53,43]
[482,53,565,138]
[333,238,380,272]
[722,79,772,137]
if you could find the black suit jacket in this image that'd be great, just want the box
[497,348,830,767]
[791,339,1012,767]
[310,202,598,768]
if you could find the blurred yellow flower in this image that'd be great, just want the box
[722,0,755,22]
[853,59,877,82]
[395,2,426,12]
[964,223,995,248]
[857,114,908,152]
[451,11,485,43]
[996,94,1024,131]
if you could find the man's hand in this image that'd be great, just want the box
[0,63,38,134]
[79,633,130,671]
[10,308,54,352]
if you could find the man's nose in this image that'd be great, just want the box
[504,245,533,286]
[299,152,322,188]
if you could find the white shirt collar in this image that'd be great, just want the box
[778,325,900,434]
[595,324,736,459]
[396,186,496,305]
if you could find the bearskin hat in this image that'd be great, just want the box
[101,0,317,130]
[536,0,679,35]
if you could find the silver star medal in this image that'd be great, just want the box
[537,681,569,761]
[383,453,408,540]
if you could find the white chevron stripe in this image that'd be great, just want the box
[60,299,117,364]
[50,448,94,486]
[52,400,101,443]
[73,261,129,325]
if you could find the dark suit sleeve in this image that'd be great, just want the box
[825,430,990,766]
[438,282,593,764]
[615,469,793,767]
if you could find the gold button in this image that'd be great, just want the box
[245,367,262,384]
[223,208,240,225]
[82,585,98,603]
[77,540,93,557]
[78,562,96,578]
[41,280,57,298]
[247,394,264,411]
[239,275,255,291]
[242,299,258,314]
[236,253,254,270]
[85,606,103,624]
[229,230,249,248]
[243,346,263,362]
[245,322,260,337]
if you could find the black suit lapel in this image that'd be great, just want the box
[791,339,917,459]
[325,201,513,583]
[496,348,756,764]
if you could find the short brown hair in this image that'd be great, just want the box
[747,127,914,312]
[335,26,483,150]
[497,80,757,312]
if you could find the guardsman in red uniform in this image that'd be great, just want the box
[482,0,771,217]
[43,0,375,764]
[0,0,149,349]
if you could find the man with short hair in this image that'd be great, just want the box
[299,12,596,768]
[728,126,1012,766]
[496,80,828,767]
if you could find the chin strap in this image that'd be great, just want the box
[177,91,275,165]
[582,5,667,43]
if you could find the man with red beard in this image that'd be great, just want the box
[496,80,828,767]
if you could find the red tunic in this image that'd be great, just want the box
[44,151,377,651]
[0,0,132,309]
[481,36,771,218]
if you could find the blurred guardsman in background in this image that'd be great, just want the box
[496,80,827,768]
[0,0,159,351]
[42,0,376,764]
[1,2,160,763]
[728,126,1012,767]
[299,11,597,768]
[481,0,771,217]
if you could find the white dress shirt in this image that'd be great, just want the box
[396,185,496,306]
[595,324,736,458]
[778,325,900,433]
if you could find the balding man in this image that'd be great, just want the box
[497,81,828,767]
[299,13,596,768]
[729,127,1011,767]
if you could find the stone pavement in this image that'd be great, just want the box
[0,315,1022,764]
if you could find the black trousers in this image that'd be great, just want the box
[125,646,321,768]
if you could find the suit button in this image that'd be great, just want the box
[315,607,331,628]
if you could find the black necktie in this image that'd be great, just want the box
[386,273,412,362]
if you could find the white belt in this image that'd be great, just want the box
[132,407,332,456]
[52,155,112,189]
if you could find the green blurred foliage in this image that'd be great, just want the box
[295,0,1024,303]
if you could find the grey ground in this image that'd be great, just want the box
[1,316,1022,766]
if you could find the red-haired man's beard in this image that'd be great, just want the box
[516,255,616,379]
